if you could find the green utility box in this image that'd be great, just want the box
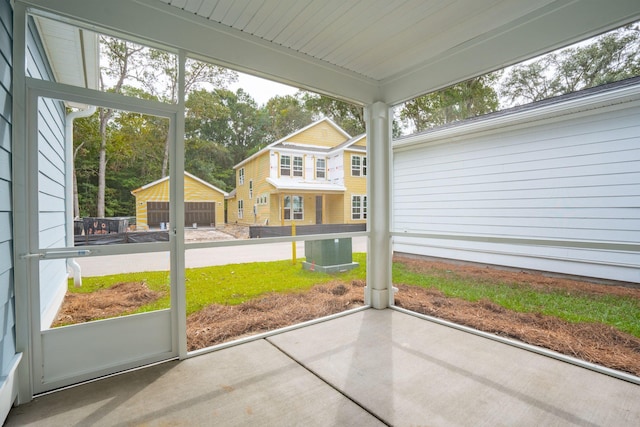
[302,238,359,273]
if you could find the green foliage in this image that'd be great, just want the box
[262,95,314,142]
[501,23,640,105]
[399,73,501,132]
[392,262,640,338]
[301,92,366,136]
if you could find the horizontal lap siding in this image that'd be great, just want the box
[0,0,14,380]
[27,16,68,326]
[393,99,640,283]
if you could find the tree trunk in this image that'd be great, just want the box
[97,109,110,218]
[73,167,80,218]
[161,133,170,178]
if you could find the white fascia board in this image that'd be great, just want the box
[380,0,640,105]
[266,177,346,193]
[394,82,640,151]
[22,0,380,105]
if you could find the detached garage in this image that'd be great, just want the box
[132,172,228,230]
[392,78,640,284]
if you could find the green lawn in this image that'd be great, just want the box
[392,261,640,338]
[70,253,367,316]
[69,253,639,339]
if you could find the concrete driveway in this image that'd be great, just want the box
[77,236,367,277]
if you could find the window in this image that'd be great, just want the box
[352,155,366,176]
[316,158,326,179]
[249,180,253,199]
[281,155,291,176]
[238,168,244,185]
[238,200,244,219]
[352,195,367,220]
[284,195,303,220]
[293,156,303,177]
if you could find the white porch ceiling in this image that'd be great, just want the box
[22,0,640,105]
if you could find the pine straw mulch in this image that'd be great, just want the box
[52,257,640,377]
[52,282,166,327]
[186,280,366,351]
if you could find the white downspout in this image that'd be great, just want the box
[65,105,96,287]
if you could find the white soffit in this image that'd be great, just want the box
[22,0,640,105]
[34,16,99,91]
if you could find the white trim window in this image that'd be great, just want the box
[316,157,326,179]
[352,195,367,220]
[351,154,367,176]
[280,155,291,176]
[249,180,253,199]
[238,199,244,219]
[293,155,303,177]
[239,168,245,185]
[284,195,304,220]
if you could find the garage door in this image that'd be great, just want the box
[147,201,215,227]
[185,202,215,227]
[147,201,169,227]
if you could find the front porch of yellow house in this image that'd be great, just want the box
[264,191,359,227]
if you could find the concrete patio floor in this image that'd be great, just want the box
[6,309,640,426]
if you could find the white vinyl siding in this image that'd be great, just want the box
[393,88,640,283]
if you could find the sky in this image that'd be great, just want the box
[229,72,299,106]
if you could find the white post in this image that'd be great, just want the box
[365,102,392,309]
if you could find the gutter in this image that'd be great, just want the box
[65,105,96,287]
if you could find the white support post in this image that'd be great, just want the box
[365,102,392,309]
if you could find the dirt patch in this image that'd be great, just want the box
[186,280,365,351]
[52,282,165,326]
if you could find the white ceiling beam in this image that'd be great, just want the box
[20,0,381,105]
[380,0,640,105]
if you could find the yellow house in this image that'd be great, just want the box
[131,172,228,230]
[227,118,366,227]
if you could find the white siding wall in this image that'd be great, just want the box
[27,17,68,328]
[393,87,640,283]
[0,0,18,419]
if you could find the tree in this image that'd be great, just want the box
[262,95,314,142]
[501,23,640,105]
[184,88,264,189]
[301,92,366,135]
[399,73,500,132]
[139,54,237,177]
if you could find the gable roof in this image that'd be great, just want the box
[234,117,352,169]
[131,171,229,196]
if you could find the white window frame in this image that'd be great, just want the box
[351,154,367,177]
[293,155,303,177]
[284,195,304,220]
[280,155,291,176]
[249,180,253,199]
[239,167,245,185]
[238,199,244,219]
[316,157,326,179]
[352,195,367,220]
